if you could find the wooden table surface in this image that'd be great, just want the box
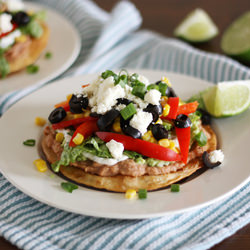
[1,0,250,249]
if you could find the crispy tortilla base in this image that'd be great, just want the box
[42,125,217,192]
[4,22,49,75]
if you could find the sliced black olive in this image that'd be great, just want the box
[48,107,66,124]
[143,104,163,122]
[120,116,142,139]
[122,125,142,139]
[174,114,192,128]
[116,98,132,105]
[151,124,168,140]
[90,112,101,118]
[197,108,211,125]
[202,151,222,169]
[165,87,177,98]
[97,109,120,131]
[69,94,88,114]
[12,11,30,26]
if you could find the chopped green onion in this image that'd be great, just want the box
[130,73,139,82]
[26,64,39,74]
[23,139,36,146]
[101,70,118,80]
[116,74,127,87]
[171,184,180,192]
[194,131,207,146]
[138,189,147,199]
[132,84,146,99]
[120,103,137,120]
[45,52,52,59]
[61,182,78,193]
[158,82,168,96]
[147,84,159,91]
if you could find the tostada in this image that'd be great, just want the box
[0,0,49,77]
[41,70,223,192]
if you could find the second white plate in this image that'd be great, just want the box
[0,1,81,95]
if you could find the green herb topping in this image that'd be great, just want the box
[26,64,39,74]
[138,189,147,199]
[61,182,78,193]
[23,139,36,146]
[171,184,180,192]
[194,131,207,146]
[45,52,52,59]
[120,103,137,120]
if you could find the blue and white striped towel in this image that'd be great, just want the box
[1,0,250,249]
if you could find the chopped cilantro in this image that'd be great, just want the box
[26,64,39,74]
[61,182,78,193]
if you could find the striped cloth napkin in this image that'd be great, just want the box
[1,0,250,249]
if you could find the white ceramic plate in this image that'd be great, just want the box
[0,69,250,219]
[0,1,81,95]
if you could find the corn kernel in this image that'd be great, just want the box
[35,117,46,126]
[155,118,163,124]
[73,133,84,145]
[172,147,180,153]
[27,10,34,16]
[73,114,85,119]
[158,139,170,148]
[56,133,64,143]
[169,141,175,149]
[66,94,72,101]
[161,76,172,87]
[113,118,122,133]
[33,159,47,172]
[125,189,137,200]
[161,96,168,107]
[142,131,153,141]
[15,35,27,43]
[83,109,91,117]
[163,104,170,117]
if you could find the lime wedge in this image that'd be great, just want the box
[221,12,250,63]
[174,9,218,43]
[202,81,250,117]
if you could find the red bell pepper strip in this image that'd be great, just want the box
[177,101,198,115]
[69,120,98,147]
[82,84,90,88]
[52,117,97,130]
[96,132,182,162]
[161,97,179,120]
[175,127,191,164]
[0,23,17,38]
[54,100,70,112]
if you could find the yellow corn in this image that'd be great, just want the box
[158,139,170,148]
[161,76,172,87]
[55,133,64,143]
[161,96,168,107]
[155,118,163,125]
[113,118,122,133]
[73,113,85,119]
[142,131,157,143]
[83,109,91,117]
[163,104,170,117]
[35,117,46,126]
[27,10,34,16]
[33,159,47,172]
[66,94,73,101]
[169,141,175,150]
[125,189,137,200]
[15,35,27,43]
[73,133,84,145]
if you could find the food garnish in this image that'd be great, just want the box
[61,182,78,193]
[23,139,35,146]
[26,64,39,74]
[171,184,180,192]
[33,159,47,172]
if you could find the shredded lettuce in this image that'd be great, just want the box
[146,158,170,167]
[123,150,145,164]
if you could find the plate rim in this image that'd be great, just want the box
[1,69,250,219]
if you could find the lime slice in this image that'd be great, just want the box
[174,9,218,43]
[221,12,250,63]
[202,81,250,117]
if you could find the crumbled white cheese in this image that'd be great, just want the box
[0,29,21,49]
[138,74,150,86]
[0,13,13,34]
[130,110,153,135]
[126,92,148,109]
[85,76,126,114]
[144,89,161,105]
[115,104,126,111]
[209,150,224,164]
[3,0,24,11]
[106,139,124,159]
[82,152,128,166]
